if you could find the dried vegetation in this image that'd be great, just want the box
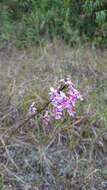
[0,42,107,190]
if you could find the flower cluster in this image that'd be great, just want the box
[28,78,83,122]
[49,78,83,119]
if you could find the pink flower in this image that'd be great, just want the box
[67,106,76,116]
[50,87,61,101]
[53,107,62,119]
[77,92,83,100]
[28,102,36,115]
[69,89,83,101]
[66,78,74,88]
[43,111,50,123]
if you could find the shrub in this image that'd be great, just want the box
[0,0,107,47]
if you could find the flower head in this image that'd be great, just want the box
[49,78,83,119]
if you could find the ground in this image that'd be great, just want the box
[0,42,107,190]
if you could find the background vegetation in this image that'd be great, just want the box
[0,1,107,190]
[0,0,107,48]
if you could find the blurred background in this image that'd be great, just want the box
[0,1,107,190]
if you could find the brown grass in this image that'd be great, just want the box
[0,41,107,190]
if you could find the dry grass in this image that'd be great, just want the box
[0,41,107,190]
